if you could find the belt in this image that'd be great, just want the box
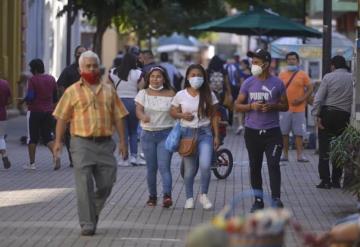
[322,105,346,112]
[75,135,111,142]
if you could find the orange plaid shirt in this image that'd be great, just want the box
[53,80,128,137]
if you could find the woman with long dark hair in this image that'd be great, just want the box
[170,64,220,209]
[109,53,144,166]
[135,66,175,207]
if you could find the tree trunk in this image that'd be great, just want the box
[93,19,110,60]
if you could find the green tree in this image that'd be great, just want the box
[115,0,226,49]
[58,0,146,56]
[225,0,306,21]
[58,0,226,54]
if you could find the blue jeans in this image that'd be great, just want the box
[182,125,213,199]
[141,128,173,197]
[121,98,138,156]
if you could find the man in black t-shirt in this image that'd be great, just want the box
[57,45,87,167]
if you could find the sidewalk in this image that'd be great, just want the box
[0,116,358,247]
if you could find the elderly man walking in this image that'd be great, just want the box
[53,51,128,236]
[312,55,353,189]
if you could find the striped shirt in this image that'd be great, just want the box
[53,80,128,137]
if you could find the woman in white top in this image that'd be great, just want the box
[170,64,220,210]
[135,66,175,208]
[109,53,144,166]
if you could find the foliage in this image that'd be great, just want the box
[115,0,226,47]
[225,0,306,20]
[330,125,360,195]
[58,0,144,55]
[57,0,306,54]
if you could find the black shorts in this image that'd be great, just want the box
[27,111,54,145]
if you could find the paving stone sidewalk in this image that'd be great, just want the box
[0,116,358,247]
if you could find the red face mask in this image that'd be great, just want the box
[81,71,100,85]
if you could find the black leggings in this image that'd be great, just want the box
[244,127,283,198]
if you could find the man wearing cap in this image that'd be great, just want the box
[235,49,288,212]
[312,55,353,189]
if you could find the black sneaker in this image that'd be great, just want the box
[250,198,264,213]
[272,198,284,208]
[331,181,341,189]
[316,181,331,189]
[2,157,11,169]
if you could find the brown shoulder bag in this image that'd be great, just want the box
[178,129,197,157]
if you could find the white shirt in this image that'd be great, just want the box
[110,68,142,98]
[135,89,174,131]
[171,89,218,128]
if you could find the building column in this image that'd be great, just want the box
[0,0,22,106]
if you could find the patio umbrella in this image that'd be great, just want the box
[191,8,322,38]
[157,33,199,53]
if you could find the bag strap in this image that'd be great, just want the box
[115,78,122,89]
[285,71,299,89]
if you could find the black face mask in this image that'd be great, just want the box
[136,60,144,69]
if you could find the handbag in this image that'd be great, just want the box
[165,121,181,152]
[178,129,197,157]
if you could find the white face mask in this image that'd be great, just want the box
[251,64,263,76]
[149,85,164,91]
[188,77,204,89]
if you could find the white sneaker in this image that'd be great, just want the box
[23,163,36,170]
[118,159,130,167]
[199,194,212,209]
[184,198,194,209]
[130,155,137,166]
[236,125,244,135]
[137,156,146,166]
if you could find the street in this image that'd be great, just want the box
[0,115,358,247]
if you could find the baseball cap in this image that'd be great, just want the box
[247,49,271,63]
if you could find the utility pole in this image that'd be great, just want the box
[322,0,332,77]
[66,0,72,66]
[355,0,360,122]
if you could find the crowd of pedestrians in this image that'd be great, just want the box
[0,44,354,236]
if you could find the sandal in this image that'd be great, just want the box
[163,195,173,208]
[146,196,157,206]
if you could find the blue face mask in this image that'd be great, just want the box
[287,65,299,72]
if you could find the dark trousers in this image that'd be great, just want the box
[318,106,350,183]
[244,127,283,198]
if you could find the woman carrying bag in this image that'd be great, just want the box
[135,66,175,208]
[170,64,220,210]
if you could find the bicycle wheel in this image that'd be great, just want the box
[212,148,233,179]
[180,157,199,179]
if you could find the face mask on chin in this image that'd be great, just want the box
[81,71,100,85]
[287,65,299,72]
[149,85,164,91]
[251,64,263,76]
